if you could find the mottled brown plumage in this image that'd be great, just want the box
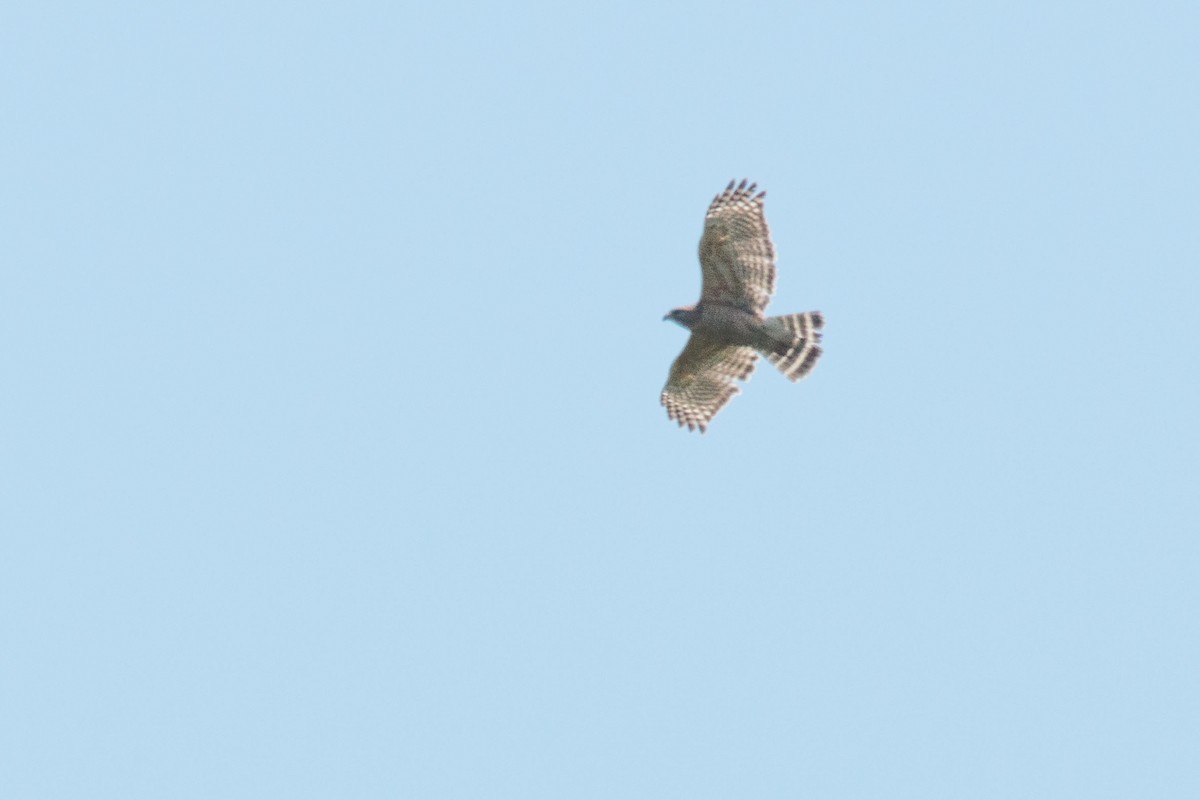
[661,180,824,432]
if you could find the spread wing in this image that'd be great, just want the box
[698,179,777,317]
[661,334,759,433]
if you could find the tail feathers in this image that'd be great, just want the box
[761,311,824,382]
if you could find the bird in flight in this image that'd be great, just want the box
[661,179,824,432]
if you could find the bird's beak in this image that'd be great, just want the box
[662,312,671,321]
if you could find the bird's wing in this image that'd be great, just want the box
[661,334,759,432]
[697,179,777,317]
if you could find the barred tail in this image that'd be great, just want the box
[760,311,824,382]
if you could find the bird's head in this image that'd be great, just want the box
[663,306,699,329]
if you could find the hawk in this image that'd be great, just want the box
[661,179,824,432]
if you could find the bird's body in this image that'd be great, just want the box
[666,303,773,351]
[661,180,824,432]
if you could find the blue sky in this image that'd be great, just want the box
[3,2,1198,797]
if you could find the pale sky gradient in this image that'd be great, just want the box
[3,2,1198,798]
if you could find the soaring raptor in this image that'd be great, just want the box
[661,180,824,432]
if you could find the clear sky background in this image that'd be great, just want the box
[3,2,1198,798]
